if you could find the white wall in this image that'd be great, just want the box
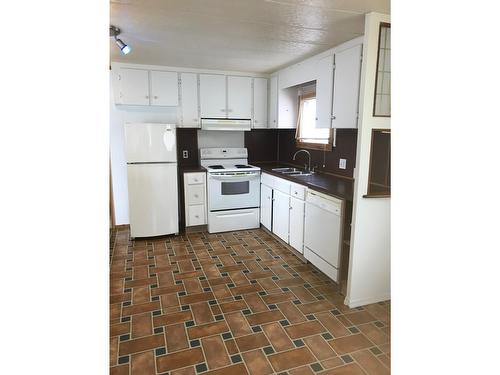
[345,12,391,307]
[109,75,178,225]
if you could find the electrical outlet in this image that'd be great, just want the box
[182,150,189,159]
[339,159,347,169]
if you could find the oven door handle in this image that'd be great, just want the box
[210,174,260,181]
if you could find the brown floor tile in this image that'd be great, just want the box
[328,333,373,355]
[246,310,284,326]
[110,293,132,304]
[125,277,156,288]
[110,336,118,366]
[242,349,274,375]
[320,363,366,374]
[202,335,232,369]
[321,357,345,369]
[204,363,248,375]
[297,300,335,314]
[110,364,129,375]
[166,322,189,352]
[226,311,253,337]
[160,293,180,309]
[111,322,130,337]
[357,323,390,345]
[262,322,294,351]
[119,334,165,356]
[153,310,192,327]
[267,347,316,372]
[131,313,153,338]
[219,300,248,313]
[180,291,215,305]
[151,284,184,296]
[316,312,351,338]
[351,349,390,374]
[289,286,317,303]
[377,353,391,368]
[289,366,315,375]
[230,284,262,296]
[303,335,337,360]
[156,347,204,372]
[285,321,326,339]
[343,311,377,325]
[277,301,307,324]
[130,350,155,375]
[235,332,270,352]
[243,293,268,313]
[191,301,216,325]
[171,366,196,375]
[187,321,229,339]
[123,301,160,317]
[262,291,296,304]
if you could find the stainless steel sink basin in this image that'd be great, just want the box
[271,167,314,177]
[271,167,301,173]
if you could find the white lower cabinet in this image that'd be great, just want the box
[261,173,306,253]
[272,189,290,243]
[260,183,273,230]
[289,196,305,254]
[184,172,207,226]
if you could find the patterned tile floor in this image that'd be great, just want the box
[110,227,390,375]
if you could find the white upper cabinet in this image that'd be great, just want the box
[278,86,298,128]
[179,73,200,128]
[332,44,363,128]
[269,75,278,128]
[315,54,334,129]
[150,71,179,106]
[118,68,150,105]
[199,74,227,118]
[253,78,268,128]
[227,76,252,118]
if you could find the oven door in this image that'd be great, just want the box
[208,172,261,211]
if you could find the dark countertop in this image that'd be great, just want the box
[179,165,206,173]
[254,162,354,202]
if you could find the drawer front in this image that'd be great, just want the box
[186,184,204,205]
[273,176,291,195]
[261,172,274,187]
[188,204,206,226]
[186,172,205,185]
[290,183,306,200]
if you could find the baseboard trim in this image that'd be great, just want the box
[344,293,391,308]
[114,224,130,231]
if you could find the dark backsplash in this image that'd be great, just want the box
[176,128,199,167]
[245,128,357,178]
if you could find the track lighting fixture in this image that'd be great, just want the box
[110,25,131,55]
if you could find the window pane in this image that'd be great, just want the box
[299,98,329,143]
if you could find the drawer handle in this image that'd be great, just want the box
[294,191,298,195]
[195,215,199,218]
[194,194,199,198]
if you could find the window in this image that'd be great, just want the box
[373,23,391,117]
[366,129,391,197]
[295,92,332,150]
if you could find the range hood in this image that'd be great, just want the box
[201,118,252,131]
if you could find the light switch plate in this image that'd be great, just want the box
[182,150,189,159]
[339,159,347,169]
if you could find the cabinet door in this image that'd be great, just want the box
[118,68,150,105]
[315,54,334,128]
[278,87,298,128]
[260,184,273,230]
[269,75,278,128]
[253,78,268,128]
[150,71,179,106]
[332,44,363,128]
[227,76,252,118]
[199,74,227,118]
[272,189,290,243]
[289,197,305,253]
[179,73,200,128]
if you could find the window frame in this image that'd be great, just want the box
[295,92,333,151]
[372,22,391,118]
[365,128,391,198]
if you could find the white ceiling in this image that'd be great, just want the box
[110,0,390,73]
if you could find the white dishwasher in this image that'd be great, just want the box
[304,190,343,282]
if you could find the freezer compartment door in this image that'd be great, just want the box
[125,123,177,163]
[127,163,179,237]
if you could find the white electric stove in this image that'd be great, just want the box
[200,148,261,233]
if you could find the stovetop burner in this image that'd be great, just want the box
[234,164,252,169]
[208,165,225,169]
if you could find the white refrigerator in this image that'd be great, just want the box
[125,123,179,238]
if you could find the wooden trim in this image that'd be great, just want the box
[372,22,391,118]
[114,224,130,230]
[367,128,391,196]
[295,128,333,151]
[109,158,116,229]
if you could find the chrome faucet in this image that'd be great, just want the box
[293,149,311,172]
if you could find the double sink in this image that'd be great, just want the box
[271,167,314,177]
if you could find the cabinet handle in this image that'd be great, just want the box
[255,120,258,123]
[195,215,199,218]
[154,96,158,99]
[332,115,336,120]
[145,95,149,99]
[289,206,293,210]
[294,192,297,195]
[227,109,233,112]
[194,194,199,198]
[221,109,226,112]
[315,117,318,121]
